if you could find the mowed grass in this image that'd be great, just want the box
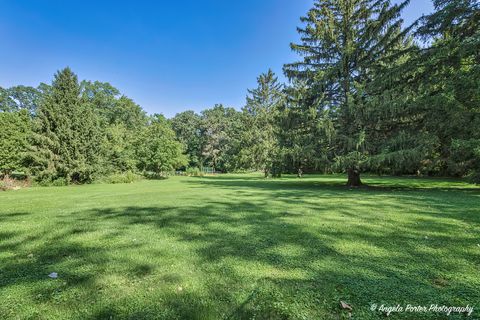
[0,174,479,320]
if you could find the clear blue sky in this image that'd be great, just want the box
[0,0,433,117]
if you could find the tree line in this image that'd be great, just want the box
[1,70,187,185]
[1,0,478,186]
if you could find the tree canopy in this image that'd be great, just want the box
[1,0,478,185]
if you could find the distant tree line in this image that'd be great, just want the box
[1,0,478,186]
[1,69,186,184]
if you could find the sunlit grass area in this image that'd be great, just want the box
[1,174,479,319]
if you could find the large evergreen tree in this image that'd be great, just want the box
[415,0,480,181]
[338,0,480,180]
[280,80,334,176]
[240,70,285,177]
[285,0,411,186]
[26,68,103,183]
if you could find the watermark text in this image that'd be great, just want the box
[370,304,474,316]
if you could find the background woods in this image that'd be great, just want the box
[1,0,479,186]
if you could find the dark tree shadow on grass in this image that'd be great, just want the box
[189,174,480,193]
[186,175,480,225]
[81,203,480,317]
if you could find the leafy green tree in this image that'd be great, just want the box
[417,0,479,39]
[81,81,147,129]
[171,110,203,168]
[240,70,285,177]
[113,96,147,129]
[0,86,40,114]
[0,87,14,112]
[451,139,480,183]
[136,114,188,175]
[25,68,103,183]
[102,123,137,173]
[201,104,242,172]
[347,0,480,183]
[366,0,480,181]
[80,80,147,175]
[285,0,411,186]
[0,110,32,174]
[80,81,119,123]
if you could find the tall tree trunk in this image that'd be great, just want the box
[347,168,362,187]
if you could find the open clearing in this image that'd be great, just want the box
[0,174,479,319]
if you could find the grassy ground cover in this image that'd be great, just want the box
[0,174,479,319]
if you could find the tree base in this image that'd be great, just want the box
[347,169,362,187]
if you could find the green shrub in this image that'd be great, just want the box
[51,178,68,186]
[143,171,171,180]
[10,171,28,180]
[100,172,143,184]
[185,167,204,177]
[33,177,68,187]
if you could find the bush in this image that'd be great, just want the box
[50,178,68,186]
[33,176,84,187]
[99,172,143,184]
[10,171,28,180]
[143,171,171,180]
[469,170,480,185]
[185,167,204,177]
[0,175,31,191]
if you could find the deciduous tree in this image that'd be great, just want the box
[136,114,188,175]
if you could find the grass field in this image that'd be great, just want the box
[0,174,479,319]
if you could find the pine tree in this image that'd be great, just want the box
[280,80,334,176]
[284,0,411,186]
[241,70,285,177]
[26,68,103,183]
[414,0,480,181]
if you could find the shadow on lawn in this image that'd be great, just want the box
[1,177,479,319]
[187,175,480,224]
[190,174,480,193]
[91,201,478,319]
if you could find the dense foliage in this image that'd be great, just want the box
[0,110,31,174]
[0,0,478,184]
[240,70,285,177]
[1,69,186,184]
[136,114,187,176]
[25,68,103,184]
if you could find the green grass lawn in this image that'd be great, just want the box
[1,174,479,319]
